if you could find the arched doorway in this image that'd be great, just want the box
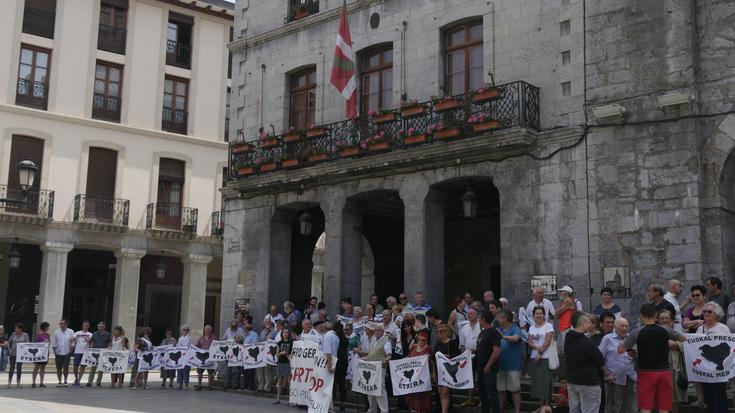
[311,232,375,305]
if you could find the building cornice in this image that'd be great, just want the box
[156,0,234,19]
[229,0,385,52]
[0,104,228,151]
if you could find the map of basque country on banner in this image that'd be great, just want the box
[684,334,735,383]
[389,355,432,395]
[289,341,335,413]
[17,342,49,363]
[352,360,383,396]
[435,350,474,389]
[98,350,129,373]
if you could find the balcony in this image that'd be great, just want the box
[146,202,198,235]
[229,80,540,180]
[97,24,126,54]
[162,108,188,135]
[73,194,129,228]
[92,94,121,122]
[0,185,54,222]
[22,6,55,39]
[211,210,224,237]
[166,40,191,69]
[287,0,319,22]
[16,79,49,110]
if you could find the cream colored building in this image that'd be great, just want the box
[0,0,233,343]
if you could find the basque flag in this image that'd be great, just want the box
[330,2,357,119]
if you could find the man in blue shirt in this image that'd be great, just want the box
[496,309,522,413]
[242,323,259,391]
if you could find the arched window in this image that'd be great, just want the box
[360,45,393,116]
[443,20,483,96]
[289,67,317,130]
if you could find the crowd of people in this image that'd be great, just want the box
[0,276,734,413]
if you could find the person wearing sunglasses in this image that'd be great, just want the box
[693,302,729,413]
[683,285,707,333]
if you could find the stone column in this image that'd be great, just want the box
[37,242,73,342]
[320,188,347,314]
[181,254,213,339]
[112,248,145,339]
[341,202,363,305]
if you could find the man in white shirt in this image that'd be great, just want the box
[223,319,245,341]
[524,288,556,327]
[364,323,392,413]
[358,322,376,357]
[53,319,75,387]
[381,310,399,339]
[459,308,482,407]
[299,319,321,344]
[663,279,686,332]
[263,305,285,325]
[71,320,93,387]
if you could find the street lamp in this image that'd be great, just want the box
[0,160,38,205]
[8,239,21,270]
[460,188,478,218]
[155,251,166,280]
[299,211,313,236]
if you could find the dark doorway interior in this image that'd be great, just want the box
[289,206,325,309]
[3,244,42,334]
[64,249,116,330]
[138,255,183,344]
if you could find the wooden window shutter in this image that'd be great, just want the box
[8,136,44,189]
[86,147,117,198]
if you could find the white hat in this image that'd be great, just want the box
[558,285,574,294]
[499,297,508,304]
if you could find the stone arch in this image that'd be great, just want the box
[310,232,375,305]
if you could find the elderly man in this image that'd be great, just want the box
[370,294,384,314]
[647,283,676,316]
[663,280,687,332]
[299,319,320,343]
[412,292,431,312]
[565,312,604,413]
[705,276,731,309]
[223,319,245,341]
[599,317,636,413]
[525,287,555,327]
[364,322,391,413]
[385,296,397,312]
[483,290,495,308]
[459,308,481,407]
[381,309,399,338]
[357,322,376,357]
[284,301,302,327]
[263,305,284,324]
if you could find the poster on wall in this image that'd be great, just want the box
[530,274,558,300]
[603,266,631,298]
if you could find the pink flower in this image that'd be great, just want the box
[408,127,415,134]
[309,123,317,129]
[398,129,404,135]
[368,110,376,116]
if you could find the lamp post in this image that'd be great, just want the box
[0,160,38,205]
[8,239,21,270]
[460,188,478,218]
[299,211,313,236]
[155,251,167,280]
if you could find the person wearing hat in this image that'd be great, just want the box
[556,285,582,356]
[363,322,392,413]
[357,322,377,357]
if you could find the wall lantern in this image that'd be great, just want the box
[299,211,313,236]
[18,160,38,192]
[155,251,167,280]
[8,239,21,270]
[460,188,479,218]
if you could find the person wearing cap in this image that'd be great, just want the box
[357,322,377,357]
[363,322,392,413]
[556,285,582,356]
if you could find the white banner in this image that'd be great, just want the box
[81,348,101,366]
[389,355,432,395]
[209,340,234,362]
[98,350,129,373]
[137,350,162,372]
[242,343,267,369]
[288,341,335,413]
[162,346,190,370]
[17,342,49,363]
[351,359,383,396]
[226,344,243,367]
[265,340,279,366]
[345,352,355,381]
[435,350,473,389]
[684,334,735,383]
[187,346,215,369]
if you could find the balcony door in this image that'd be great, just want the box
[85,147,117,222]
[156,158,185,229]
[7,136,44,214]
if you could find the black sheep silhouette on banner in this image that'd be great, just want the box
[142,353,154,366]
[443,361,460,382]
[697,343,731,371]
[362,370,372,383]
[28,348,39,356]
[247,346,260,361]
[195,351,210,366]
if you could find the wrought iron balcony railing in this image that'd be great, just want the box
[166,40,191,69]
[146,202,198,234]
[286,0,319,22]
[92,94,121,122]
[0,185,54,219]
[73,194,129,227]
[162,107,188,134]
[211,210,224,236]
[16,79,49,110]
[97,24,127,54]
[229,80,540,180]
[22,6,56,39]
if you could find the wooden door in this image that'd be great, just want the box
[156,158,184,229]
[85,147,117,222]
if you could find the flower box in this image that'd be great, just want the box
[238,166,256,176]
[282,133,302,143]
[404,134,428,145]
[308,153,329,162]
[260,162,278,172]
[368,141,391,152]
[434,128,461,140]
[401,106,425,118]
[472,119,500,132]
[260,138,279,149]
[372,112,397,124]
[282,158,301,168]
[339,147,359,158]
[293,9,311,20]
[472,88,501,103]
[232,143,253,154]
[306,127,327,138]
[434,99,460,112]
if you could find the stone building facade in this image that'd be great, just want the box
[222,0,735,325]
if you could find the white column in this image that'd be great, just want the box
[112,248,145,339]
[181,254,213,339]
[37,242,73,344]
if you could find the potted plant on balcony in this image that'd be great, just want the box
[259,130,279,149]
[306,123,328,139]
[472,82,501,103]
[281,126,303,143]
[399,127,428,145]
[231,141,254,154]
[336,140,359,158]
[431,95,460,112]
[428,120,462,140]
[369,108,397,124]
[467,113,500,132]
[361,131,392,152]
[307,146,329,163]
[292,3,312,20]
[256,155,279,172]
[238,161,257,176]
[281,147,304,169]
[400,98,425,118]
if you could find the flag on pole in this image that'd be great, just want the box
[330,3,357,119]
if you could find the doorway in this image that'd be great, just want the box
[146,285,181,344]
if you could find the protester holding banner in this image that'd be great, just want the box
[435,324,461,413]
[53,319,74,387]
[256,319,274,393]
[405,330,432,412]
[362,322,391,413]
[31,322,50,388]
[132,327,153,390]
[175,325,193,389]
[4,322,29,388]
[159,328,177,388]
[693,302,730,412]
[110,326,129,389]
[193,325,216,391]
[85,321,112,387]
[241,323,259,391]
[71,321,92,387]
[528,306,554,410]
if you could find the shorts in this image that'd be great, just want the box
[497,370,521,392]
[73,353,84,368]
[55,354,71,370]
[637,370,672,411]
[276,362,290,378]
[197,368,216,374]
